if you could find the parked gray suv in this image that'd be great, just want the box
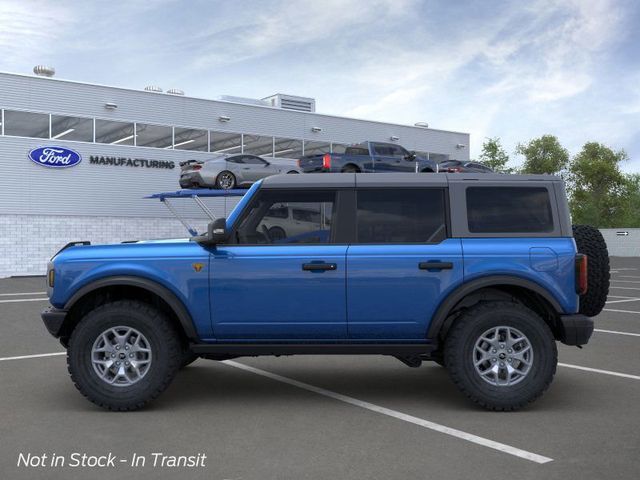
[179,154,301,189]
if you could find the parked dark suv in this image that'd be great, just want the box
[42,173,609,411]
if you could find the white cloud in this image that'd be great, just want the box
[0,0,74,69]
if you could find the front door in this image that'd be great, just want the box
[346,188,464,339]
[210,188,348,340]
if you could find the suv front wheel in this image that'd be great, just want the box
[67,300,182,411]
[444,301,557,411]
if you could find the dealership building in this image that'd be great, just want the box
[0,69,470,277]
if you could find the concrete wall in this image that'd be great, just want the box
[600,229,640,257]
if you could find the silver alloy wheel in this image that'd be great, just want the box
[217,172,234,189]
[91,326,152,387]
[473,326,533,386]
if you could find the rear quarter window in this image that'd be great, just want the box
[466,187,554,233]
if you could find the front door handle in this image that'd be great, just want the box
[419,261,453,270]
[302,263,337,272]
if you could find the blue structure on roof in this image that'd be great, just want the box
[145,189,247,200]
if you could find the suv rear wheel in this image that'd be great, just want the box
[444,301,557,411]
[67,300,182,411]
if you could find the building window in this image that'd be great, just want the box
[173,127,208,151]
[50,115,93,142]
[304,140,331,156]
[95,119,135,145]
[135,123,172,148]
[273,137,303,158]
[210,131,243,154]
[3,110,49,138]
[244,134,274,156]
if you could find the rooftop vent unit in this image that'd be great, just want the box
[144,85,163,93]
[262,94,316,112]
[167,88,184,96]
[33,65,55,77]
[219,95,270,107]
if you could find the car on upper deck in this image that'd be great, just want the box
[41,173,609,411]
[297,141,438,174]
[179,154,300,190]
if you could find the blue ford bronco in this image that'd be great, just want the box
[41,173,609,411]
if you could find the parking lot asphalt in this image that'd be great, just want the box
[1,257,639,480]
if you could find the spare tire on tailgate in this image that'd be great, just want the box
[572,224,610,317]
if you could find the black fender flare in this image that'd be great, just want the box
[426,275,563,340]
[64,276,198,341]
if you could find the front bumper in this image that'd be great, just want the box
[41,306,68,338]
[557,314,594,346]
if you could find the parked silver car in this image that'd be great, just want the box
[179,154,300,190]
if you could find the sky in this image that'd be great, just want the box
[1,0,639,170]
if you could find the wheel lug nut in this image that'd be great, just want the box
[111,353,116,358]
[500,344,505,349]
[125,361,130,366]
[492,358,497,362]
[491,349,497,353]
[507,349,512,353]
[115,346,120,350]
[507,358,512,363]
[125,345,129,350]
[500,361,505,366]
[129,353,134,358]
[116,361,120,366]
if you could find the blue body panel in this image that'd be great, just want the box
[50,241,214,339]
[346,240,464,339]
[209,245,348,340]
[461,238,578,314]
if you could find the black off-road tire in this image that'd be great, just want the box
[444,301,557,411]
[572,224,610,317]
[67,300,182,411]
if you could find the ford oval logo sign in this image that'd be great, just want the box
[28,146,82,168]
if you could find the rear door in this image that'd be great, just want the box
[210,188,350,340]
[346,187,464,339]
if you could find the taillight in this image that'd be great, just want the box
[192,165,202,170]
[322,153,331,170]
[575,254,588,295]
[446,167,462,173]
[297,159,301,168]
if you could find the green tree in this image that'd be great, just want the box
[478,137,513,173]
[568,142,629,227]
[516,135,569,175]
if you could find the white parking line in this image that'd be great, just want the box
[611,280,640,284]
[608,286,640,292]
[223,360,553,464]
[605,298,640,304]
[559,363,640,381]
[615,275,640,279]
[594,328,640,337]
[0,292,47,296]
[603,308,640,314]
[0,298,49,304]
[0,352,65,362]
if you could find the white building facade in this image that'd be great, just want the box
[0,71,470,277]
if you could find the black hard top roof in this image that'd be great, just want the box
[260,173,562,189]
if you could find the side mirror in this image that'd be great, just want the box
[194,218,228,245]
[405,151,417,161]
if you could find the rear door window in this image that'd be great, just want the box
[355,189,447,243]
[466,187,554,233]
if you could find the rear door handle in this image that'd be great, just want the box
[302,263,337,271]
[419,261,453,270]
